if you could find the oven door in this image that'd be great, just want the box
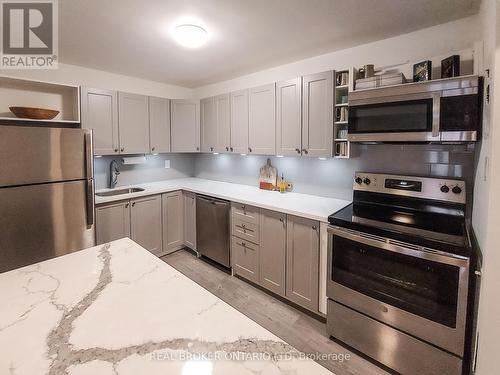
[348,92,441,142]
[327,225,469,357]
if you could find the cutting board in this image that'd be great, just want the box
[259,158,277,190]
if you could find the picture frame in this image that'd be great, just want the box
[413,60,432,82]
[441,55,460,78]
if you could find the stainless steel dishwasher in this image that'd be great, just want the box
[196,195,230,267]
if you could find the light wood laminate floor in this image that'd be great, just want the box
[161,249,391,375]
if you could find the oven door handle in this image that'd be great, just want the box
[328,225,469,267]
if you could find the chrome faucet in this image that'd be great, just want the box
[109,160,120,189]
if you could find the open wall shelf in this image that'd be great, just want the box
[333,69,350,159]
[0,76,80,125]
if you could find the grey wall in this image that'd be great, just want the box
[194,144,476,202]
[94,153,196,189]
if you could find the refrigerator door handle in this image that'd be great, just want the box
[86,179,95,227]
[84,130,94,179]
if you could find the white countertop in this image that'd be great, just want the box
[0,238,333,374]
[96,178,351,222]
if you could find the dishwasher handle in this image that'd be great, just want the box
[196,195,229,206]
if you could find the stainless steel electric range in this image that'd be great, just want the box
[327,172,474,375]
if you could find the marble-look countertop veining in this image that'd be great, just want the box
[0,238,333,374]
[95,178,351,223]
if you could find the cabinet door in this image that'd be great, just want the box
[200,97,217,152]
[215,93,231,153]
[276,78,302,157]
[302,71,333,158]
[81,87,119,156]
[232,236,260,283]
[149,96,171,154]
[130,195,163,255]
[96,201,130,244]
[118,92,150,154]
[249,83,276,155]
[259,209,286,296]
[230,89,249,154]
[162,191,184,254]
[286,215,320,311]
[183,191,196,250]
[171,99,200,152]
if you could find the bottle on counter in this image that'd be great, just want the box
[279,173,286,193]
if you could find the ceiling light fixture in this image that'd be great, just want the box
[173,24,208,48]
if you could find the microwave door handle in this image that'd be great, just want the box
[432,92,441,137]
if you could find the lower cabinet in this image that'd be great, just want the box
[183,191,196,250]
[162,191,184,254]
[130,195,163,256]
[259,209,286,296]
[96,195,162,256]
[286,215,320,311]
[230,204,320,313]
[96,201,130,244]
[232,236,259,283]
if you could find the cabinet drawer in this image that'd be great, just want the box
[232,236,259,283]
[232,217,259,244]
[231,202,259,225]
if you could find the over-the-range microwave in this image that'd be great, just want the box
[348,75,483,143]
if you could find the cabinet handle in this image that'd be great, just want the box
[295,148,301,154]
[230,147,233,152]
[125,203,129,208]
[302,149,308,154]
[151,147,155,152]
[132,202,136,207]
[248,147,252,153]
[312,225,317,230]
[114,148,118,153]
[242,242,246,247]
[196,147,200,151]
[210,146,214,152]
[226,146,229,151]
[121,147,125,152]
[279,217,284,223]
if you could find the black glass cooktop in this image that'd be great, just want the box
[329,192,471,256]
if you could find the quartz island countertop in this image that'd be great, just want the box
[95,178,351,223]
[0,238,333,374]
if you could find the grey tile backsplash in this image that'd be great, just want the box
[194,143,476,202]
[93,144,476,210]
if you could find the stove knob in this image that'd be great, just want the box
[440,185,450,193]
[452,185,462,194]
[363,178,371,185]
[355,177,363,184]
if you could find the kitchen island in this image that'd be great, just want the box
[0,238,333,374]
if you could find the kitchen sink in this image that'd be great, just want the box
[96,188,145,197]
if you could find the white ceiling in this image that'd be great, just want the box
[59,0,480,88]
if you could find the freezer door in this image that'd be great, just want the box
[0,126,93,187]
[0,180,95,273]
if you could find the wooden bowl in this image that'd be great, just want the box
[9,106,60,120]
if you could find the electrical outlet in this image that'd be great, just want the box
[164,160,170,169]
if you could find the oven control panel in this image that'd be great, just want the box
[353,173,466,204]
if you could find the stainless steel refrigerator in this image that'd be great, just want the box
[0,125,95,273]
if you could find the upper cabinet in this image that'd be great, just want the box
[82,88,171,156]
[81,87,119,156]
[230,89,249,154]
[302,71,334,158]
[248,83,276,155]
[215,93,231,153]
[276,78,302,157]
[171,99,200,153]
[201,97,217,152]
[118,92,150,154]
[149,96,171,154]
